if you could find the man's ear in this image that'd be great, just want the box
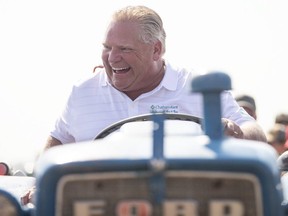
[153,40,163,60]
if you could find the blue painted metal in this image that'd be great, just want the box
[150,114,166,208]
[152,114,165,160]
[0,188,25,216]
[192,71,231,140]
[2,71,287,215]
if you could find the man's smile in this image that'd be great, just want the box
[112,67,130,74]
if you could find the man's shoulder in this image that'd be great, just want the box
[165,60,202,80]
[74,69,107,88]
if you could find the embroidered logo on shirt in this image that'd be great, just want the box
[150,105,179,113]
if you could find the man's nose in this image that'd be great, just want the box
[108,48,122,63]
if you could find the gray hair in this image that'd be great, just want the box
[112,5,166,55]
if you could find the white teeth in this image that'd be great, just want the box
[112,67,129,70]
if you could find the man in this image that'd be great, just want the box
[267,123,288,155]
[275,113,288,125]
[21,6,268,204]
[45,5,267,150]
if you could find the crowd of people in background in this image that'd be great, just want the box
[235,93,288,156]
[267,113,288,155]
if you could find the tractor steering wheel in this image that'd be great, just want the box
[95,113,202,139]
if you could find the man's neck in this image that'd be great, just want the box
[125,61,166,100]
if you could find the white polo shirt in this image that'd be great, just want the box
[50,62,254,144]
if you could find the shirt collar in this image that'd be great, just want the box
[160,61,178,91]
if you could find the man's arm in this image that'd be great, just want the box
[223,118,267,142]
[44,136,63,151]
[240,121,267,143]
[21,136,63,205]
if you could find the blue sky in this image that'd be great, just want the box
[1,0,288,166]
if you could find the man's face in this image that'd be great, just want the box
[101,20,161,93]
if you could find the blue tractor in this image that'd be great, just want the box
[1,72,287,216]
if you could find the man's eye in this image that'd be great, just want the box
[102,45,111,50]
[121,47,132,52]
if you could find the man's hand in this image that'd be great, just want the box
[222,118,244,139]
[21,186,36,205]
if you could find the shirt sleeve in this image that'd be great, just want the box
[221,90,255,125]
[50,116,75,144]
[49,88,76,144]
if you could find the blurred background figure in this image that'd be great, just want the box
[275,113,288,126]
[267,123,288,155]
[235,94,257,120]
[0,162,10,175]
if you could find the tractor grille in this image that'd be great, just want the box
[56,171,262,216]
